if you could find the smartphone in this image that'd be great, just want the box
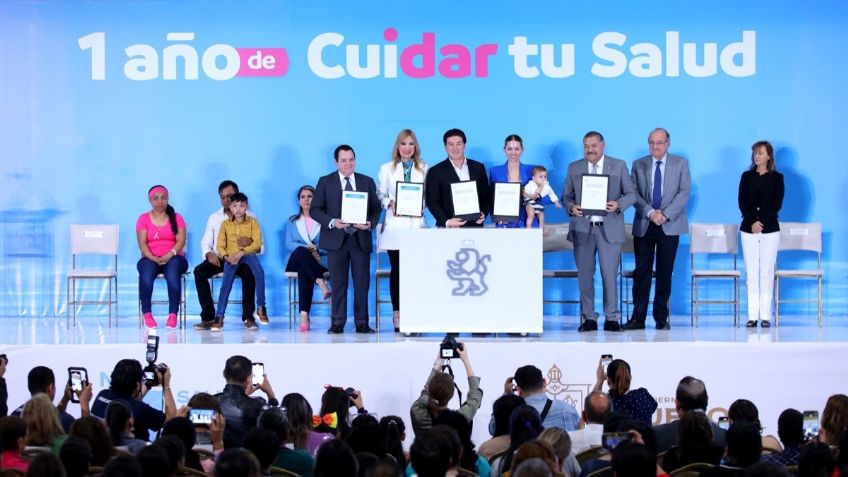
[803,410,820,440]
[600,354,613,370]
[68,367,88,403]
[718,416,730,430]
[189,408,216,425]
[252,362,265,387]
[602,432,631,450]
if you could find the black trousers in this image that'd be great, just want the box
[631,223,679,324]
[388,250,400,311]
[328,235,370,328]
[194,260,256,322]
[285,247,328,313]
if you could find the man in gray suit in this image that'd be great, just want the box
[624,128,690,330]
[563,131,637,332]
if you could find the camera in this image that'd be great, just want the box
[143,335,166,387]
[440,335,464,359]
[343,387,359,400]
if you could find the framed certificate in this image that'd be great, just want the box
[491,182,521,223]
[341,191,369,224]
[394,181,424,217]
[580,174,610,216]
[450,180,481,221]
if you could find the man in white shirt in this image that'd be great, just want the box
[569,390,611,453]
[193,180,261,330]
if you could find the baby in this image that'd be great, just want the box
[524,165,562,229]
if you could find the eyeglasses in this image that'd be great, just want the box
[648,141,668,146]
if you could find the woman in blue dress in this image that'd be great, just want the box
[488,134,551,228]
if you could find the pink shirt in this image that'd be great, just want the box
[136,212,186,257]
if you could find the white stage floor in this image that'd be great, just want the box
[0,313,844,345]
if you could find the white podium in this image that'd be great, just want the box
[398,228,542,333]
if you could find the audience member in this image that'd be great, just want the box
[90,359,175,441]
[610,441,656,477]
[283,392,333,456]
[100,454,143,477]
[314,439,359,477]
[410,345,482,435]
[162,417,203,472]
[661,410,722,472]
[258,406,315,477]
[798,442,836,477]
[569,390,611,452]
[432,409,490,476]
[727,399,781,450]
[480,393,525,459]
[348,416,386,458]
[699,422,763,477]
[513,457,555,477]
[506,441,561,477]
[187,392,224,451]
[214,448,261,477]
[26,451,67,477]
[315,385,366,440]
[594,359,657,427]
[820,394,848,446]
[492,405,545,475]
[761,409,803,466]
[22,393,66,452]
[59,436,92,477]
[366,460,404,477]
[0,415,29,472]
[216,355,277,448]
[513,365,579,431]
[743,461,790,477]
[356,451,381,477]
[538,427,580,477]
[137,443,173,477]
[409,426,461,477]
[580,414,658,477]
[106,400,148,454]
[653,376,725,452]
[0,354,7,417]
[380,415,408,469]
[11,366,86,432]
[242,427,280,475]
[69,416,115,466]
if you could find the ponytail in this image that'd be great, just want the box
[165,204,178,234]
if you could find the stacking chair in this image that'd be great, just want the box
[138,272,188,329]
[285,271,331,328]
[774,222,823,327]
[575,446,607,466]
[689,223,741,326]
[542,223,580,309]
[67,224,120,328]
[374,250,391,330]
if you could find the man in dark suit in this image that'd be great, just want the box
[425,128,491,228]
[311,145,381,334]
[625,128,691,331]
[653,376,726,453]
[562,131,636,332]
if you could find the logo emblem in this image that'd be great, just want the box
[446,248,491,296]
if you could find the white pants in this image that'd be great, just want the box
[741,231,780,321]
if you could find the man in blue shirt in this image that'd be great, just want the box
[512,365,579,431]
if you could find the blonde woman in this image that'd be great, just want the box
[376,129,428,332]
[22,393,66,453]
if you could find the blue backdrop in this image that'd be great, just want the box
[1,1,845,318]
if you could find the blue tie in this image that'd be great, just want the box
[652,161,663,209]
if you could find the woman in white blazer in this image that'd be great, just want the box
[285,185,331,331]
[376,129,428,332]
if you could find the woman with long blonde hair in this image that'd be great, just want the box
[22,393,66,453]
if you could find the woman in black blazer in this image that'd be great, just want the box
[738,140,784,328]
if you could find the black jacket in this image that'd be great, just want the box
[216,383,276,448]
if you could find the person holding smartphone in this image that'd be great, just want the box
[593,358,657,427]
[11,366,91,432]
[216,355,278,448]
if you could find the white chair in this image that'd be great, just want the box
[66,224,119,328]
[374,251,390,330]
[774,222,823,327]
[138,272,187,329]
[542,223,580,310]
[689,223,741,326]
[285,271,331,328]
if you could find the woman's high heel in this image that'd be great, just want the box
[299,314,310,332]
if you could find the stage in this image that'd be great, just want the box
[1,311,845,446]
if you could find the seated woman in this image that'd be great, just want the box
[728,399,782,450]
[285,185,331,332]
[105,400,148,454]
[661,411,723,472]
[282,392,334,457]
[593,358,658,426]
[22,393,66,454]
[136,185,188,329]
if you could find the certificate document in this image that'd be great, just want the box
[580,174,610,216]
[341,191,369,224]
[450,180,481,220]
[394,181,424,217]
[491,182,521,222]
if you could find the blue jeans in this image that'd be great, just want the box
[216,254,265,317]
[137,255,189,314]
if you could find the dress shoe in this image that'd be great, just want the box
[623,320,645,330]
[256,306,269,324]
[760,320,771,328]
[603,321,622,332]
[327,326,344,334]
[193,321,213,330]
[210,316,224,331]
[356,326,376,334]
[745,320,757,328]
[244,319,259,330]
[655,321,671,330]
[578,319,598,332]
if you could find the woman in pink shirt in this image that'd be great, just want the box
[137,185,188,329]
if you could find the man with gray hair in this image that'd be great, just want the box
[514,457,554,477]
[653,376,726,452]
[568,391,611,452]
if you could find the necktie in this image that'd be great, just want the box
[343,177,356,235]
[591,163,598,174]
[652,161,663,209]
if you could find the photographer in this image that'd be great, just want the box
[216,355,278,449]
[91,359,176,440]
[410,339,482,436]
